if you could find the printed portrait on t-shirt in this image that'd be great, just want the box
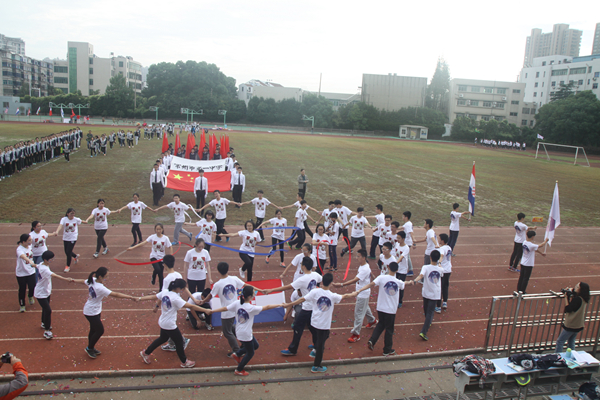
[95,212,107,222]
[427,271,441,284]
[523,244,530,254]
[222,284,237,300]
[33,237,45,248]
[317,296,332,312]
[215,202,225,212]
[153,240,165,253]
[384,281,399,296]
[89,286,97,299]
[191,256,206,270]
[515,225,522,233]
[307,279,318,291]
[243,235,257,248]
[65,223,76,233]
[173,207,181,216]
[256,201,265,211]
[237,308,250,324]
[132,206,141,216]
[162,296,172,309]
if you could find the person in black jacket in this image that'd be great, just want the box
[555,282,590,352]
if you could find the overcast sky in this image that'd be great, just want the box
[2,0,598,94]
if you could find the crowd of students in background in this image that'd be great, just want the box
[477,137,526,151]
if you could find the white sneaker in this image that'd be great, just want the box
[161,343,176,352]
[183,338,190,349]
[102,248,109,255]
[44,331,53,340]
[239,268,246,279]
[93,253,99,258]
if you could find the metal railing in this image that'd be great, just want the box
[484,291,600,356]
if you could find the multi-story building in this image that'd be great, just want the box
[593,23,600,56]
[0,34,25,56]
[238,79,302,106]
[51,42,143,96]
[524,24,582,66]
[361,73,427,112]
[447,79,535,127]
[309,92,361,111]
[1,49,53,97]
[519,54,600,107]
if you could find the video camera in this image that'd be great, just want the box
[1,352,11,364]
[561,288,575,297]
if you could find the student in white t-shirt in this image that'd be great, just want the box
[212,286,283,376]
[282,193,319,238]
[365,204,386,259]
[356,262,404,356]
[183,238,212,293]
[447,203,471,252]
[373,214,393,260]
[509,213,537,272]
[222,221,262,281]
[311,224,329,274]
[197,190,241,242]
[186,288,214,331]
[324,212,342,271]
[398,211,416,276]
[413,219,439,267]
[280,243,316,281]
[341,207,371,257]
[436,234,453,312]
[139,278,211,369]
[117,193,155,248]
[315,201,335,225]
[128,223,173,291]
[54,207,88,272]
[241,190,280,242]
[84,199,113,259]
[30,221,57,265]
[333,200,353,242]
[258,209,288,268]
[33,250,73,339]
[334,249,377,343]
[378,242,397,276]
[288,200,316,249]
[517,230,549,294]
[184,210,217,252]
[393,231,410,308]
[285,272,355,373]
[15,234,37,313]
[71,267,137,359]
[156,194,193,245]
[408,250,444,341]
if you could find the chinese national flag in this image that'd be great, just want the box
[166,170,231,192]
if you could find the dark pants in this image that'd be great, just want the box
[232,185,243,203]
[85,313,104,350]
[437,273,451,306]
[448,230,459,250]
[95,229,107,253]
[338,227,349,242]
[369,311,395,353]
[215,218,228,241]
[369,235,380,258]
[421,298,437,335]
[255,218,264,240]
[287,309,316,354]
[271,238,284,263]
[303,221,313,237]
[16,274,36,306]
[236,337,259,371]
[329,245,338,269]
[298,188,306,199]
[151,258,165,290]
[510,242,523,269]
[188,279,206,294]
[187,302,212,328]
[131,223,142,243]
[396,273,407,305]
[145,328,186,363]
[313,327,330,367]
[517,266,533,293]
[344,236,366,253]
[240,253,255,281]
[38,296,52,329]
[289,229,306,249]
[152,183,163,206]
[64,152,70,162]
[195,191,206,211]
[63,240,77,267]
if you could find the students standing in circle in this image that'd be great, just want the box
[139,279,211,368]
[16,234,37,313]
[71,267,137,358]
[117,193,155,248]
[259,209,288,268]
[84,199,112,259]
[54,208,87,272]
[222,221,261,281]
[34,251,73,339]
[211,286,284,376]
[128,223,172,290]
[183,238,212,293]
[30,221,57,265]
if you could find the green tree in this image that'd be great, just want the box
[299,94,334,128]
[550,82,576,102]
[104,74,135,118]
[425,57,450,114]
[18,83,30,98]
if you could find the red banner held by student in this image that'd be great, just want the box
[161,131,169,153]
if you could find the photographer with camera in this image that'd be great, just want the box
[555,282,591,353]
[0,353,28,400]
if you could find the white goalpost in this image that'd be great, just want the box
[535,142,590,167]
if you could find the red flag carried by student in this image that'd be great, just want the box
[161,131,169,153]
[200,129,206,152]
[49,107,52,116]
[175,133,181,153]
[209,133,215,159]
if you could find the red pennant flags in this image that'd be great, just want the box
[161,130,169,153]
[175,133,181,154]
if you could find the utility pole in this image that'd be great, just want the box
[218,110,227,127]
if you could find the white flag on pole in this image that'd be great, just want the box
[544,182,560,246]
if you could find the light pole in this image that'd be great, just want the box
[149,106,159,121]
[218,110,227,127]
[181,108,203,123]
[302,115,314,133]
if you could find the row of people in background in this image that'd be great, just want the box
[143,124,172,139]
[1,129,82,178]
[477,138,526,150]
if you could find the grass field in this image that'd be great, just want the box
[1,122,600,227]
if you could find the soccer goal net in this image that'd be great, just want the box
[535,142,590,167]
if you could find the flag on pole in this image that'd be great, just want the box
[27,108,30,116]
[175,133,181,154]
[36,107,40,115]
[15,109,20,115]
[161,130,169,153]
[3,107,8,114]
[544,182,560,246]
[49,107,52,116]
[537,133,544,140]
[468,161,476,216]
[60,108,64,118]
[71,108,75,118]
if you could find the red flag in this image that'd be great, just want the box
[220,135,226,158]
[71,109,75,118]
[185,133,196,159]
[200,129,206,152]
[49,107,52,116]
[161,131,169,153]
[175,133,181,154]
[209,134,215,159]
[225,134,230,154]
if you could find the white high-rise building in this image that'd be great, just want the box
[0,34,25,56]
[524,24,582,66]
[593,23,600,55]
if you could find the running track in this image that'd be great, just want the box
[1,223,599,375]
